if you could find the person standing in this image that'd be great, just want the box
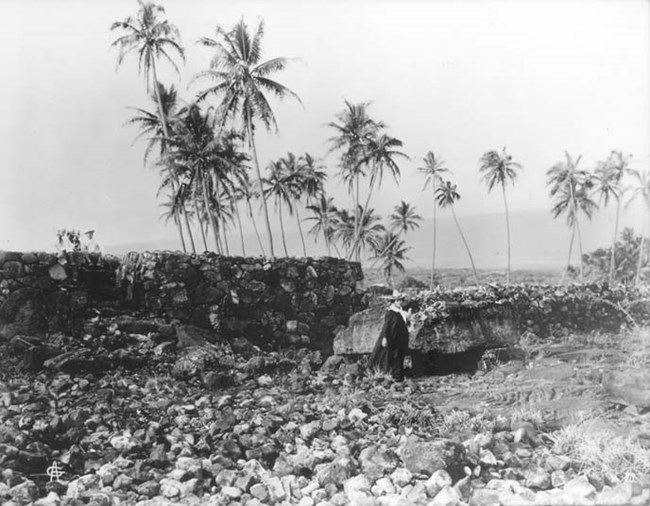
[368,291,412,381]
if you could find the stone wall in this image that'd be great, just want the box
[0,250,365,354]
[0,251,120,338]
[118,252,364,352]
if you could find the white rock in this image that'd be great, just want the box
[343,475,372,494]
[390,468,413,488]
[563,475,596,498]
[373,477,397,496]
[429,485,462,506]
[160,478,183,498]
[425,469,453,498]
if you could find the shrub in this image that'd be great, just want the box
[398,276,429,290]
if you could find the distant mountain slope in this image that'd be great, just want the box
[105,208,639,270]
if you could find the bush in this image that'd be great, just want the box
[398,276,428,290]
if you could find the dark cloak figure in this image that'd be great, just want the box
[368,296,410,381]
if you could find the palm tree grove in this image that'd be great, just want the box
[1,3,650,506]
[108,1,649,290]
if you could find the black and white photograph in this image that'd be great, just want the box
[0,0,649,504]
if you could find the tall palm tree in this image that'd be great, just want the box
[111,1,187,250]
[371,232,410,289]
[627,168,650,285]
[306,195,340,257]
[328,101,384,255]
[195,18,302,258]
[479,148,522,285]
[418,152,450,289]
[280,153,309,256]
[263,160,294,257]
[547,152,598,283]
[350,132,408,260]
[239,173,266,256]
[370,201,422,267]
[595,151,631,285]
[436,181,480,285]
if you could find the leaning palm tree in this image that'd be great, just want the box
[195,18,302,258]
[436,181,480,285]
[547,152,598,283]
[418,152,450,289]
[479,148,522,285]
[594,151,631,285]
[111,1,187,250]
[627,168,650,285]
[335,207,385,261]
[371,232,410,289]
[305,195,340,257]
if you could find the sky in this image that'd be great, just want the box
[0,0,648,262]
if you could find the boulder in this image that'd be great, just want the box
[604,369,650,409]
[400,437,467,480]
[333,306,385,355]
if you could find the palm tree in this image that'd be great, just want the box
[547,152,598,283]
[594,151,631,285]
[627,168,650,285]
[371,232,410,289]
[263,160,294,256]
[239,173,266,256]
[350,132,408,260]
[478,148,522,285]
[436,181,480,285]
[111,1,187,250]
[335,207,385,260]
[328,101,384,256]
[195,18,302,258]
[418,152,450,289]
[305,195,340,257]
[280,153,309,256]
[370,201,422,268]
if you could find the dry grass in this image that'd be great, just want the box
[547,416,650,483]
[440,409,495,436]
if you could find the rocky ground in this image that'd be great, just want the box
[1,314,649,506]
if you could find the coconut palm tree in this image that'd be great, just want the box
[594,151,631,285]
[280,153,309,256]
[627,168,650,285]
[335,207,385,260]
[195,18,302,258]
[436,181,480,285]
[370,201,422,268]
[478,148,522,285]
[111,1,187,250]
[418,152,450,289]
[371,232,410,289]
[305,195,340,257]
[239,173,266,256]
[263,160,294,257]
[328,101,384,255]
[547,152,598,283]
[350,132,408,260]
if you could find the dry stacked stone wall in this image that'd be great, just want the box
[0,250,365,353]
[0,251,120,338]
[118,252,364,351]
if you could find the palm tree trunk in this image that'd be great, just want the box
[295,207,307,257]
[561,224,576,285]
[451,206,480,285]
[635,210,647,286]
[234,202,247,256]
[182,206,197,254]
[349,173,377,261]
[151,60,188,253]
[609,199,621,285]
[247,200,266,256]
[174,214,187,253]
[502,185,512,285]
[221,225,230,255]
[194,198,208,252]
[431,182,437,290]
[278,199,289,257]
[246,115,275,257]
[200,171,221,254]
[575,216,584,282]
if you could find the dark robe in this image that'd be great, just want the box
[368,308,409,381]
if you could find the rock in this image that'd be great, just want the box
[359,444,399,482]
[222,486,243,499]
[332,306,385,355]
[429,485,462,506]
[10,479,38,504]
[136,480,161,498]
[343,475,372,494]
[265,476,287,502]
[320,355,345,373]
[550,470,568,488]
[250,483,269,501]
[524,468,551,490]
[390,468,412,487]
[563,475,596,499]
[478,449,497,467]
[401,437,466,479]
[604,369,650,409]
[66,474,101,498]
[316,458,354,487]
[149,443,168,465]
[49,264,67,281]
[160,478,184,499]
[425,470,453,498]
[372,477,397,496]
[113,473,133,490]
[110,432,141,452]
[175,325,217,348]
[44,349,96,373]
[468,488,501,506]
[545,454,570,471]
[300,421,321,440]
